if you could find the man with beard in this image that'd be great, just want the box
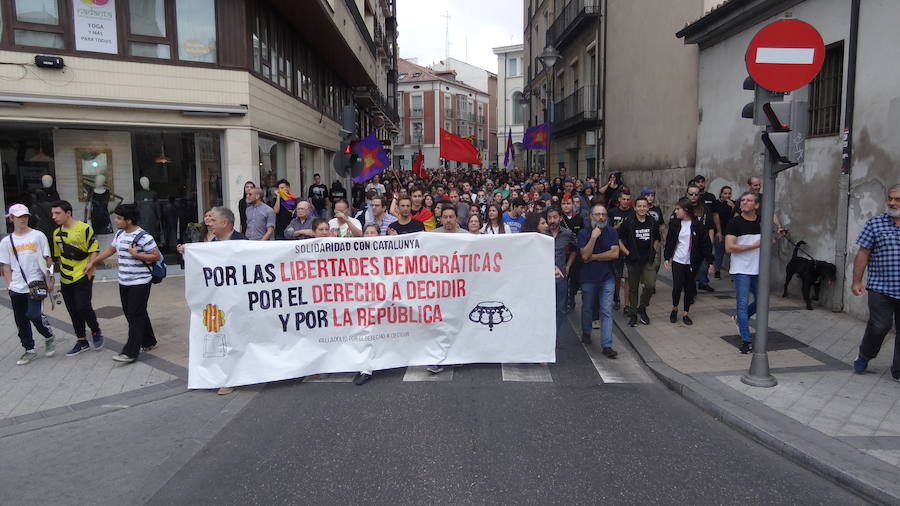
[608,191,635,311]
[577,203,619,359]
[852,184,900,379]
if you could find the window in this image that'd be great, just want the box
[130,0,166,38]
[12,0,64,48]
[411,95,423,117]
[175,0,215,62]
[444,120,451,131]
[444,94,451,117]
[507,57,518,77]
[412,122,423,144]
[808,42,844,137]
[511,92,524,124]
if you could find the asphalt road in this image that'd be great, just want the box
[149,317,866,505]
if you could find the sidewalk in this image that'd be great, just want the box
[613,269,900,505]
[0,276,189,430]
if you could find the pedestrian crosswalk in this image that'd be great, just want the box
[299,357,651,385]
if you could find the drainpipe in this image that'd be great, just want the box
[831,0,860,312]
[598,0,607,180]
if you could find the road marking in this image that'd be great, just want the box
[756,47,815,65]
[303,373,355,383]
[501,363,553,382]
[582,343,652,384]
[402,366,455,382]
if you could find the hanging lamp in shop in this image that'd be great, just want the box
[28,137,54,163]
[154,133,171,164]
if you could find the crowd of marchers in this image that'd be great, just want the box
[3,166,897,393]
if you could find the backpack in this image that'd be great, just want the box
[118,229,167,284]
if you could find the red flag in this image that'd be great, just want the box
[412,148,426,179]
[440,129,482,165]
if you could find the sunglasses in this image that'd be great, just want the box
[687,192,699,196]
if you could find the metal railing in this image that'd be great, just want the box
[410,107,424,118]
[546,0,600,48]
[554,85,599,128]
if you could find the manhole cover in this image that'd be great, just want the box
[720,331,807,351]
[94,306,123,319]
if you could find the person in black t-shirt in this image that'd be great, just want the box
[561,197,585,312]
[713,186,736,278]
[328,180,347,215]
[388,196,425,235]
[618,196,661,326]
[307,173,329,218]
[608,192,635,311]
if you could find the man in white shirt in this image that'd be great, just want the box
[328,200,362,237]
[0,204,56,365]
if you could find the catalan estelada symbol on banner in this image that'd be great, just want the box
[203,304,226,333]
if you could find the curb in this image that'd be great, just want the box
[613,312,900,506]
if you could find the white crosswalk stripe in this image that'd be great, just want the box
[402,366,455,382]
[501,363,553,382]
[582,343,652,384]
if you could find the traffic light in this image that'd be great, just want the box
[760,102,798,169]
[741,76,785,126]
[333,104,362,178]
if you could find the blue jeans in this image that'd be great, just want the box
[697,258,711,287]
[713,237,728,272]
[733,274,758,342]
[581,277,615,348]
[10,290,53,351]
[555,277,568,337]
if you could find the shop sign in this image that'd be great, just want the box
[73,0,118,54]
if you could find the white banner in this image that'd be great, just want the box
[73,0,118,54]
[185,233,555,389]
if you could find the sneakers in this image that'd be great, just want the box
[44,337,56,357]
[91,330,104,350]
[66,340,91,356]
[637,308,650,325]
[628,314,638,327]
[112,354,136,363]
[592,320,600,329]
[682,315,693,326]
[141,344,158,352]
[669,310,678,323]
[16,350,37,365]
[601,347,618,359]
[353,372,372,385]
[581,334,592,345]
[425,365,443,374]
[739,341,752,354]
[853,355,869,374]
[698,284,715,292]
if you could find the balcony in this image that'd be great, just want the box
[457,111,473,122]
[354,86,399,125]
[554,85,601,134]
[546,0,600,49]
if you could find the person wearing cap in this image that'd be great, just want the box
[1,204,56,365]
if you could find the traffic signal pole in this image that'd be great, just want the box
[741,151,778,387]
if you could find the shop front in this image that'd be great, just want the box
[0,125,223,260]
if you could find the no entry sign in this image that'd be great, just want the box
[746,19,825,92]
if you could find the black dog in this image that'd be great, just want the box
[783,241,837,310]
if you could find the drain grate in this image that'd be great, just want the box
[94,306,123,319]
[720,331,807,351]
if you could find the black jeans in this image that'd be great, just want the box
[61,276,100,339]
[858,291,900,379]
[10,290,53,351]
[119,283,157,359]
[671,261,698,312]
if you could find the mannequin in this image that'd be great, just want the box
[85,174,123,235]
[135,176,162,241]
[31,174,60,244]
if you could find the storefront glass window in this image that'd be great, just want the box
[129,0,166,38]
[0,127,57,238]
[258,137,285,204]
[130,42,171,59]
[176,0,216,63]
[15,0,59,25]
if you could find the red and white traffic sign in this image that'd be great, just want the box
[745,19,825,92]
